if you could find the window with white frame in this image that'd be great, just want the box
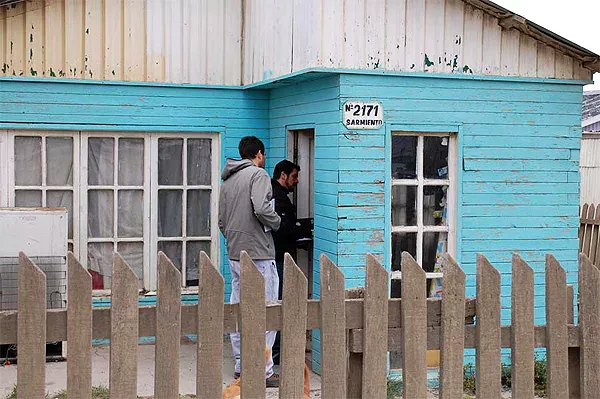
[3,130,219,290]
[390,132,456,299]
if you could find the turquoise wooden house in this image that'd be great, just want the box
[1,0,598,371]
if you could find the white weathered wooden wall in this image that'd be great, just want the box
[0,0,594,85]
[581,135,600,205]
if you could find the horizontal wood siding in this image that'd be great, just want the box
[0,79,269,300]
[340,73,582,340]
[269,75,341,373]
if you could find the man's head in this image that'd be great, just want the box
[273,160,300,191]
[239,136,266,168]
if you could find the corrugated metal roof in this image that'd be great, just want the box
[583,91,600,130]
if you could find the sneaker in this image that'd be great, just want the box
[266,373,280,388]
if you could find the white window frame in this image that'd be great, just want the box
[6,130,81,257]
[149,133,220,289]
[390,132,457,280]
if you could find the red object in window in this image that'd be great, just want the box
[89,269,104,290]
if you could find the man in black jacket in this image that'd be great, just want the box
[271,159,301,364]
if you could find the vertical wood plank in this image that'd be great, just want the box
[224,0,243,85]
[206,0,225,84]
[582,205,596,259]
[0,6,5,76]
[26,0,45,77]
[146,0,165,82]
[537,43,556,78]
[590,206,600,265]
[17,252,46,399]
[579,253,600,398]
[124,0,146,81]
[567,284,581,399]
[104,0,124,80]
[476,254,501,396]
[240,251,266,398]
[365,0,386,70]
[65,0,84,78]
[110,253,139,399]
[439,254,466,399]
[519,34,538,77]
[401,252,427,398]
[546,254,569,398]
[342,0,365,69]
[322,0,344,68]
[511,254,534,398]
[555,51,574,79]
[579,204,589,253]
[154,252,182,399]
[44,0,65,77]
[187,0,207,84]
[280,254,308,398]
[481,13,501,74]
[423,0,445,73]
[197,251,224,399]
[320,254,347,398]
[500,28,520,76]
[442,0,464,74]
[5,1,26,77]
[347,348,363,399]
[67,252,92,399]
[462,4,484,74]
[84,0,103,80]
[384,0,406,71]
[405,0,426,71]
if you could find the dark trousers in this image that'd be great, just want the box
[272,260,284,363]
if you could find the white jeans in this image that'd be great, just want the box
[229,259,279,378]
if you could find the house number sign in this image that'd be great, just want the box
[343,101,383,129]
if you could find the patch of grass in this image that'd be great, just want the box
[387,375,403,399]
[463,363,476,394]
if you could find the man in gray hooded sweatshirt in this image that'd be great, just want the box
[218,136,281,386]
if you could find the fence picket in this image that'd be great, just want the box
[511,254,534,398]
[154,252,182,399]
[580,203,589,252]
[579,253,600,397]
[546,254,569,398]
[476,254,501,397]
[280,254,308,398]
[17,252,46,399]
[67,252,92,399]
[362,254,389,398]
[109,253,139,398]
[590,206,600,265]
[197,251,224,399]
[240,251,266,398]
[583,205,596,258]
[319,254,347,399]
[567,284,580,398]
[439,254,466,399]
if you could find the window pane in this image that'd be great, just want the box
[87,242,113,289]
[118,190,143,238]
[47,191,74,239]
[423,186,448,226]
[391,185,417,226]
[118,138,144,186]
[158,190,182,237]
[158,241,182,273]
[187,190,211,236]
[391,135,417,179]
[88,190,114,238]
[15,136,42,185]
[423,232,447,274]
[391,232,417,299]
[424,136,449,179]
[187,139,212,185]
[158,139,183,185]
[186,241,210,285]
[119,242,144,288]
[88,138,114,185]
[15,190,42,207]
[47,137,74,186]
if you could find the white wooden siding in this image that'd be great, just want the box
[0,0,594,85]
[581,135,600,205]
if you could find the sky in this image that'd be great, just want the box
[493,0,600,91]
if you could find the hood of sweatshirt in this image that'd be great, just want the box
[221,158,254,180]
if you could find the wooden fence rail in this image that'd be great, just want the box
[580,203,600,266]
[0,250,598,398]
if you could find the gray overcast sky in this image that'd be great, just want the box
[493,0,599,90]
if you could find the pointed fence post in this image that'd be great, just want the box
[17,252,46,399]
[439,254,465,399]
[579,254,600,398]
[546,254,569,399]
[155,252,182,399]
[511,254,534,399]
[240,251,266,398]
[401,252,427,398]
[280,254,308,398]
[110,253,139,398]
[197,251,224,399]
[67,252,92,399]
[476,254,501,397]
[320,254,347,399]
[362,254,389,398]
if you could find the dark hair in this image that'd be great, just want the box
[273,160,300,180]
[238,136,265,160]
